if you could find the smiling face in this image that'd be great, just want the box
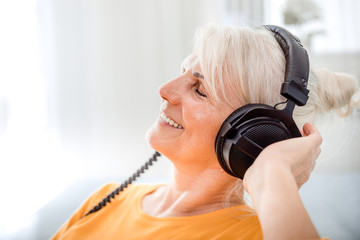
[146,24,292,176]
[146,55,236,170]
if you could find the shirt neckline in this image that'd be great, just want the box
[136,184,254,223]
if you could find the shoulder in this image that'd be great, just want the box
[73,183,160,221]
[51,183,161,239]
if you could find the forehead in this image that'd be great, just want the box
[181,54,202,73]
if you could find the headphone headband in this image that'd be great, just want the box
[264,25,310,106]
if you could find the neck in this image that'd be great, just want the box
[142,167,241,217]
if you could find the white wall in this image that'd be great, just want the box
[44,0,227,179]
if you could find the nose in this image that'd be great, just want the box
[158,77,182,105]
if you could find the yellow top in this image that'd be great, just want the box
[52,183,263,240]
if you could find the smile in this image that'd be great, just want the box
[160,113,183,129]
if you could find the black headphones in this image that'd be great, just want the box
[215,25,310,180]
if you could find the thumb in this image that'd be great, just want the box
[302,123,322,145]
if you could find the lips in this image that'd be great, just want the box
[160,112,183,129]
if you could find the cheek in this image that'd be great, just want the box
[184,107,225,142]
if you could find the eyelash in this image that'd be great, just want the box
[195,87,207,98]
[182,67,207,98]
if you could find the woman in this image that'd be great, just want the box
[52,25,359,239]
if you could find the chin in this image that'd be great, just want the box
[145,123,156,146]
[145,124,175,161]
[145,123,164,152]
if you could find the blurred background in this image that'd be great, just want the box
[0,0,359,239]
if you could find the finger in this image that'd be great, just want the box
[303,123,323,145]
[296,174,309,189]
[308,146,321,174]
[315,146,321,159]
[300,127,305,137]
[310,157,317,172]
[302,123,314,136]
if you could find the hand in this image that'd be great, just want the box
[242,123,322,240]
[244,123,322,191]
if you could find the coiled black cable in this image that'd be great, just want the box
[84,151,161,217]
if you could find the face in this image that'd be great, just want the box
[146,55,235,170]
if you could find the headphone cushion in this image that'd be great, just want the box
[225,104,273,123]
[215,104,273,177]
[215,103,300,179]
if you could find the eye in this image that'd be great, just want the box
[195,88,207,98]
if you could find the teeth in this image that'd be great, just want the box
[161,113,183,129]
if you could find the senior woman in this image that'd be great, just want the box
[52,24,359,240]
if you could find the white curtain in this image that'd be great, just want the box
[0,0,227,239]
[0,0,67,236]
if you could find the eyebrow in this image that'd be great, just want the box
[193,72,204,79]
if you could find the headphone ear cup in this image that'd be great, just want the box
[215,104,300,179]
[215,104,270,177]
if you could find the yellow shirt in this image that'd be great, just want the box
[52,183,263,240]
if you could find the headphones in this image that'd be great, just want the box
[84,25,309,217]
[215,25,310,180]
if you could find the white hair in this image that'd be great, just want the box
[193,24,360,126]
[193,24,360,207]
